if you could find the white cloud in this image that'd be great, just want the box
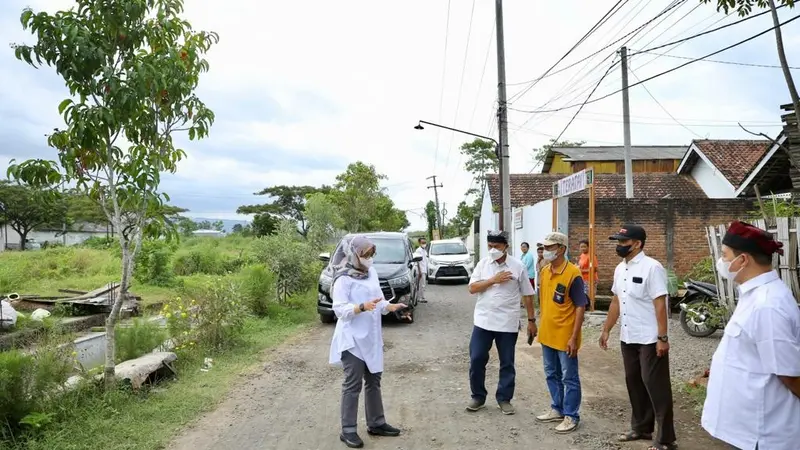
[1,0,796,231]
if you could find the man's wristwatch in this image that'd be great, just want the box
[359,303,365,312]
[528,318,536,324]
[657,335,669,343]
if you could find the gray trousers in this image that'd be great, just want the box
[341,351,386,433]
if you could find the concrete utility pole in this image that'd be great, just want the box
[620,46,634,198]
[496,0,512,253]
[426,175,444,230]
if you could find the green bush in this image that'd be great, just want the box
[252,232,321,302]
[134,240,176,286]
[172,247,228,276]
[114,318,168,362]
[685,257,715,284]
[238,264,277,316]
[80,236,119,250]
[0,345,72,437]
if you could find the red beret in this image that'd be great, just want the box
[722,221,784,257]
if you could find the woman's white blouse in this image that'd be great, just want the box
[328,267,391,373]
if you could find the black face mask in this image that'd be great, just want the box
[616,244,633,258]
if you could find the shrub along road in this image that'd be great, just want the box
[171,284,726,450]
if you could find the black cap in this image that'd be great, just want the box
[609,224,646,242]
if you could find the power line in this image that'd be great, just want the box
[443,0,477,176]
[541,113,780,127]
[509,13,800,115]
[468,22,495,130]
[632,50,800,69]
[628,66,703,138]
[631,5,783,56]
[507,0,630,103]
[432,0,452,174]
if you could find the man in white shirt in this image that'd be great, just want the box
[701,221,800,450]
[600,224,676,450]
[466,230,536,416]
[414,237,429,303]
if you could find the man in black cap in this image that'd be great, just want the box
[600,224,676,450]
[466,230,536,415]
[701,221,800,450]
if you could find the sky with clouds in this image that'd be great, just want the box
[1,0,798,230]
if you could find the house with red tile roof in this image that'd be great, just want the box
[676,140,773,198]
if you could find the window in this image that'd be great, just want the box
[429,242,468,256]
[372,238,407,264]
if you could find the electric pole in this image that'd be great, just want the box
[496,0,512,253]
[427,175,444,231]
[620,46,633,198]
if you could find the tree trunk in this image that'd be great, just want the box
[18,231,27,251]
[768,0,800,137]
[103,239,131,389]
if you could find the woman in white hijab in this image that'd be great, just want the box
[328,235,407,448]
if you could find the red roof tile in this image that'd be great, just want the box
[486,173,706,208]
[686,140,771,188]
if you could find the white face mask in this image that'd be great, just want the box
[488,248,505,261]
[716,256,742,281]
[359,257,374,270]
[543,250,558,262]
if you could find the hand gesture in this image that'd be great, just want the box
[656,340,670,357]
[361,298,382,312]
[567,338,578,358]
[599,330,609,350]
[492,271,513,284]
[388,303,407,313]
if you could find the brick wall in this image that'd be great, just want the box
[568,198,755,293]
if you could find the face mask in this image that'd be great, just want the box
[616,244,632,258]
[716,256,742,281]
[359,257,374,270]
[488,248,505,261]
[543,250,558,262]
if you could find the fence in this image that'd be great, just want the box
[706,217,800,312]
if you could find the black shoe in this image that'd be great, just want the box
[339,432,364,448]
[367,423,401,437]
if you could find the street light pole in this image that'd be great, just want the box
[495,0,512,252]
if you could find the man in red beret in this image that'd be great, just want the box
[702,221,800,450]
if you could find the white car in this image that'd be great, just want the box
[426,238,474,283]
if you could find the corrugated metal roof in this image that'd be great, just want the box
[556,145,688,161]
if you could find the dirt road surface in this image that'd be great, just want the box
[171,283,726,450]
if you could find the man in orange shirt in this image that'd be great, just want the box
[577,239,598,298]
[533,232,588,434]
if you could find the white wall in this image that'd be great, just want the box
[478,187,498,260]
[512,199,555,252]
[690,157,736,198]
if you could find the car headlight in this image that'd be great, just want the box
[388,276,409,288]
[429,259,441,266]
[457,259,472,265]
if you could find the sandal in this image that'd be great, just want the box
[648,443,678,450]
[617,431,653,442]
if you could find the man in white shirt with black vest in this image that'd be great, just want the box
[600,224,676,450]
[702,221,800,450]
[465,230,536,416]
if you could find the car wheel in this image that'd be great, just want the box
[319,314,335,324]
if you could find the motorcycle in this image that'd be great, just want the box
[678,280,724,338]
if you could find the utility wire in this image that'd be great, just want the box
[468,22,495,130]
[632,50,800,69]
[443,0,477,176]
[528,61,617,173]
[629,67,703,138]
[509,13,800,115]
[507,0,629,103]
[433,0,452,173]
[631,5,783,56]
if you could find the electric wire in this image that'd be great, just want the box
[631,50,800,69]
[509,13,800,115]
[628,66,703,138]
[433,0,452,174]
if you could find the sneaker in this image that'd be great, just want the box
[465,398,486,412]
[555,416,579,434]
[339,432,364,448]
[498,401,516,415]
[367,423,401,437]
[536,409,564,423]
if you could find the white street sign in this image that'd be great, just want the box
[552,168,594,198]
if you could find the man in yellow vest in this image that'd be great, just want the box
[532,232,588,434]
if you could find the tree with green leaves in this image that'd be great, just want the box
[460,139,499,201]
[424,200,437,240]
[448,201,476,237]
[328,162,408,232]
[0,182,68,249]
[237,185,329,237]
[195,219,224,231]
[8,0,217,388]
[251,213,278,237]
[700,0,799,136]
[305,192,343,251]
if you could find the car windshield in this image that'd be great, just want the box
[430,242,468,256]
[332,237,407,265]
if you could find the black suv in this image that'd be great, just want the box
[317,232,423,324]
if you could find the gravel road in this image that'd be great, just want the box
[171,284,726,450]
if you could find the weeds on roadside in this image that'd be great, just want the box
[114,318,168,362]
